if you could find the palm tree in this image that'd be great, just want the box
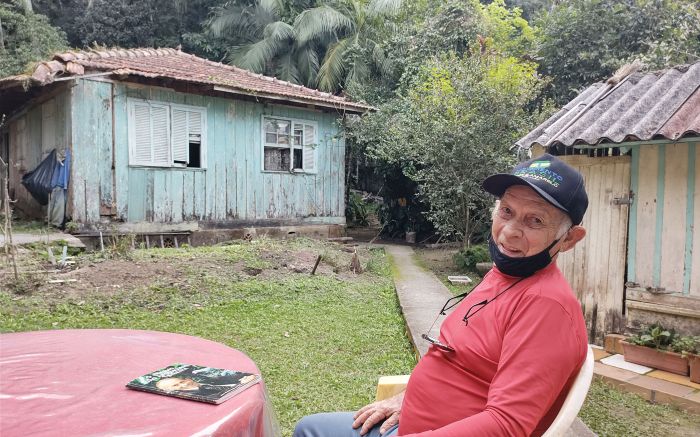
[294,0,402,92]
[209,0,320,86]
[209,0,402,92]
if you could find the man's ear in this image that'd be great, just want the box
[560,226,586,253]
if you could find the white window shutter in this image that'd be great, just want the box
[171,108,188,164]
[151,106,170,165]
[188,111,202,140]
[303,123,317,173]
[132,103,152,164]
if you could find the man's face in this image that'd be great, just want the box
[491,185,568,258]
[156,377,200,391]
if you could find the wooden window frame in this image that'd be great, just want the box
[261,115,317,174]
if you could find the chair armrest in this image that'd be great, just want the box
[376,375,410,401]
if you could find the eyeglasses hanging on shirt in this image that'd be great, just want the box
[421,277,525,353]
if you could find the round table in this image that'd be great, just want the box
[0,329,280,437]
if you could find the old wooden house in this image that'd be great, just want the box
[0,48,370,240]
[516,61,699,342]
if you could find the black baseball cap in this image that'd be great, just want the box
[482,153,588,225]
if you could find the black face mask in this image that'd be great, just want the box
[488,235,562,278]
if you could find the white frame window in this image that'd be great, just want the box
[128,98,207,169]
[261,115,317,173]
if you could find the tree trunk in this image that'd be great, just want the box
[464,206,470,249]
[22,0,33,14]
[0,16,5,55]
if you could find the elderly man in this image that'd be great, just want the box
[294,154,589,437]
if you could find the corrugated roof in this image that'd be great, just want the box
[0,48,372,113]
[516,61,700,150]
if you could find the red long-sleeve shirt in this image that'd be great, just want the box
[398,262,587,436]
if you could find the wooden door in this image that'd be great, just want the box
[556,155,631,344]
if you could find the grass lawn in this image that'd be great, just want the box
[413,247,700,437]
[0,238,416,435]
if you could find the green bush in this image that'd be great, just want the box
[453,244,490,272]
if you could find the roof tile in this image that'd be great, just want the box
[6,48,371,113]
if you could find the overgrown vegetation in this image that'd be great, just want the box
[0,0,68,77]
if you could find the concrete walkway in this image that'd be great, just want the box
[0,232,85,248]
[384,244,453,357]
[383,243,596,437]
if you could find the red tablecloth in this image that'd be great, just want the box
[0,329,280,437]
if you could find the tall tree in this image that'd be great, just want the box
[536,0,700,104]
[210,0,402,92]
[0,1,68,77]
[348,52,548,242]
[208,0,320,86]
[295,0,402,92]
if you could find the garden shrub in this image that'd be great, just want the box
[453,243,490,272]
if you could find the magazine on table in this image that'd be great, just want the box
[126,363,260,404]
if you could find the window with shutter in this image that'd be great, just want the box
[262,116,317,174]
[302,123,317,173]
[128,99,206,169]
[171,108,188,165]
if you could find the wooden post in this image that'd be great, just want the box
[1,156,18,280]
[311,254,322,275]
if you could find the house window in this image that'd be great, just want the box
[128,99,207,168]
[263,117,317,173]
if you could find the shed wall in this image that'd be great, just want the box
[69,79,346,228]
[626,140,699,335]
[628,141,699,296]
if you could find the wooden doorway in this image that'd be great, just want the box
[556,154,631,344]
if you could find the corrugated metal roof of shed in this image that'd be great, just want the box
[516,61,700,150]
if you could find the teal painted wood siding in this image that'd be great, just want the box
[70,79,346,226]
[627,141,699,297]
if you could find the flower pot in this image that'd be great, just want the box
[622,341,689,375]
[689,353,700,383]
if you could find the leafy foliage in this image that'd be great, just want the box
[0,1,68,77]
[349,52,548,241]
[536,0,700,104]
[627,323,676,350]
[669,336,699,355]
[453,244,490,272]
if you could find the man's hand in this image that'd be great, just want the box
[352,391,404,436]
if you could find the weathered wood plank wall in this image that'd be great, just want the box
[627,141,699,297]
[556,155,630,344]
[70,79,346,227]
[4,89,71,219]
[626,141,699,335]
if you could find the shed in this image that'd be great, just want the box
[516,61,700,342]
[0,48,370,240]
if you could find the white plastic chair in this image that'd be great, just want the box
[541,345,595,437]
[375,345,595,436]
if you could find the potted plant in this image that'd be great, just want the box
[622,324,689,376]
[673,336,700,383]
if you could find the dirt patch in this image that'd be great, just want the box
[2,241,377,300]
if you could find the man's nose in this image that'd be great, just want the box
[502,220,524,239]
